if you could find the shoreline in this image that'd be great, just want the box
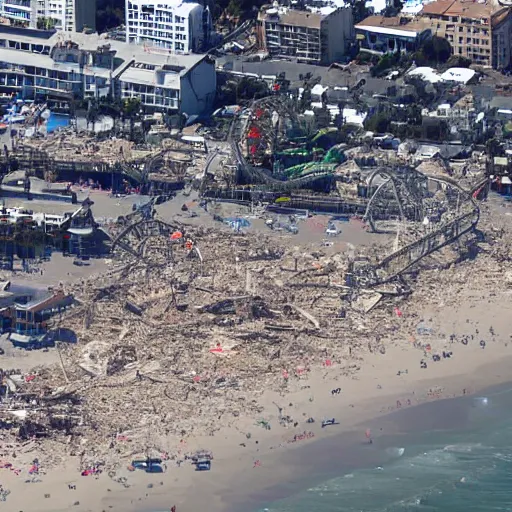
[0,196,510,512]
[2,337,511,512]
[0,314,510,512]
[223,361,512,512]
[2,279,511,512]
[129,348,512,512]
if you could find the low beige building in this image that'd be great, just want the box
[256,6,354,65]
[419,0,512,69]
[355,15,432,54]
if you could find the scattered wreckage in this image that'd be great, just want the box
[0,182,504,471]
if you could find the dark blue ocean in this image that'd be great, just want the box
[256,388,512,512]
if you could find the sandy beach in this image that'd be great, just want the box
[2,288,512,512]
[0,193,510,512]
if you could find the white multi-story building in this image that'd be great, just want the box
[1,0,35,25]
[126,0,211,53]
[0,25,217,115]
[0,0,94,32]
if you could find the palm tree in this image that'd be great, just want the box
[99,95,122,133]
[122,97,142,141]
[86,98,100,132]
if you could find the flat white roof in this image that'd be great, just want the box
[366,0,387,13]
[119,67,180,88]
[0,27,208,77]
[407,66,443,83]
[440,68,476,84]
[401,0,425,14]
[0,48,111,78]
[311,83,328,97]
[343,107,367,127]
[355,24,418,38]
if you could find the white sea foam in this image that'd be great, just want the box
[493,452,512,462]
[443,443,483,453]
[386,447,405,458]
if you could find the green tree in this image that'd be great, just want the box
[416,36,452,65]
[371,52,400,77]
[227,0,242,17]
[445,55,472,69]
[122,97,142,141]
[96,0,125,32]
[364,112,392,133]
[350,0,371,24]
[37,17,56,30]
[236,77,268,101]
[99,96,123,132]
[406,105,422,126]
[486,137,503,159]
[86,98,100,132]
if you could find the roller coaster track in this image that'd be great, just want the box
[118,161,145,183]
[119,147,194,184]
[373,208,479,284]
[359,169,481,285]
[231,141,332,191]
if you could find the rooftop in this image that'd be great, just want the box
[0,49,112,78]
[126,0,204,16]
[15,291,73,313]
[0,26,208,78]
[355,15,428,36]
[118,66,181,89]
[421,0,456,16]
[261,8,325,29]
[421,0,507,21]
[408,66,476,84]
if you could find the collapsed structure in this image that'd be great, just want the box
[0,165,494,468]
[0,132,208,195]
[0,70,499,474]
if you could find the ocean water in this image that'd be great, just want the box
[257,388,512,512]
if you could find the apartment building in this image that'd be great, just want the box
[37,0,96,32]
[256,6,354,64]
[356,15,432,54]
[0,0,94,31]
[419,0,512,69]
[0,25,216,115]
[1,0,36,25]
[125,0,211,53]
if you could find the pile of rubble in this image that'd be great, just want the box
[4,198,510,468]
[3,227,378,463]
